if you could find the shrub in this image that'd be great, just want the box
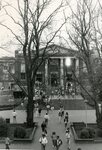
[98,122,102,129]
[0,117,8,137]
[80,127,95,139]
[97,129,102,137]
[14,126,26,138]
[80,128,90,139]
[87,127,95,138]
[0,117,6,124]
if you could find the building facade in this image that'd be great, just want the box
[0,45,81,94]
[0,57,15,89]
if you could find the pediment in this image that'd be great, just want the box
[41,44,78,57]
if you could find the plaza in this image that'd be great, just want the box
[0,0,101,150]
[0,104,101,150]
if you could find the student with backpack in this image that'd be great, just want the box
[51,131,57,148]
[64,112,69,128]
[56,136,63,150]
[5,137,11,150]
[65,128,71,149]
[39,134,48,150]
[41,121,47,132]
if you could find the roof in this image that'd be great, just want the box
[40,44,78,57]
[6,44,79,59]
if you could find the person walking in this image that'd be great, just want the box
[64,118,68,128]
[44,112,49,126]
[51,131,57,148]
[56,136,63,150]
[41,121,47,132]
[64,112,69,128]
[61,106,64,118]
[43,128,47,137]
[39,133,48,150]
[46,104,50,114]
[38,107,42,117]
[5,137,10,150]
[12,108,17,123]
[65,128,71,149]
[58,108,62,123]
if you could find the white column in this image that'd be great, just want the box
[45,59,48,85]
[60,58,64,87]
[75,59,79,77]
[75,58,80,94]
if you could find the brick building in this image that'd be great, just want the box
[0,57,15,89]
[0,44,81,94]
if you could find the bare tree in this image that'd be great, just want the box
[0,0,66,127]
[65,0,102,126]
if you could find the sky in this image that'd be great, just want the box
[0,0,100,58]
[0,0,74,58]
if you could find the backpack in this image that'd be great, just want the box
[66,132,70,139]
[57,139,63,146]
[39,137,48,145]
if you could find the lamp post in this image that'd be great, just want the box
[84,99,88,127]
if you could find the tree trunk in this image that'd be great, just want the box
[26,81,34,127]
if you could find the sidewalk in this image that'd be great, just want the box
[0,109,102,150]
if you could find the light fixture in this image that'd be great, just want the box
[65,57,71,67]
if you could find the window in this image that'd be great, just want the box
[36,73,43,82]
[3,66,8,73]
[51,72,58,87]
[3,74,9,80]
[21,73,26,80]
[82,62,87,73]
[66,73,73,81]
[10,65,15,74]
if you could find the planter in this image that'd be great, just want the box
[72,122,102,143]
[0,122,38,143]
[13,122,38,142]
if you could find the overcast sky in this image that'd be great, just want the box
[0,0,100,58]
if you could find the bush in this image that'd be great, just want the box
[80,127,95,139]
[97,129,102,137]
[98,122,102,129]
[14,126,26,138]
[0,117,8,137]
[0,117,6,124]
[80,128,90,139]
[87,127,95,138]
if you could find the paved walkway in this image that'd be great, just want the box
[0,109,102,150]
[0,110,102,150]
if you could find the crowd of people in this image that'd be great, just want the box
[37,102,82,150]
[39,116,63,150]
[4,97,82,150]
